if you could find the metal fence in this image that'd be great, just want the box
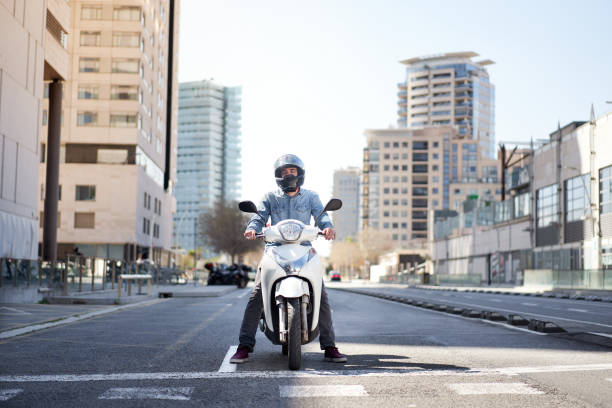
[1,256,186,295]
[524,269,612,290]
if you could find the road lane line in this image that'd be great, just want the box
[589,332,612,339]
[237,290,251,298]
[490,299,502,302]
[280,385,368,397]
[567,308,588,313]
[2,364,612,382]
[0,307,32,315]
[521,303,538,306]
[394,295,612,329]
[448,382,544,395]
[99,387,193,400]
[152,303,232,363]
[218,345,238,372]
[0,299,166,340]
[0,389,23,401]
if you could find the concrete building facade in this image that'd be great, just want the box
[432,112,612,285]
[361,125,500,247]
[332,167,360,241]
[397,51,496,158]
[175,80,242,251]
[1,0,70,260]
[38,0,180,265]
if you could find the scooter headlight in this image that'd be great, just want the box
[277,221,303,241]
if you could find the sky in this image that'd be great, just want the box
[178,0,612,205]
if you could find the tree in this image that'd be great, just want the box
[199,200,262,263]
[329,240,363,279]
[358,226,393,271]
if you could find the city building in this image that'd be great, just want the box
[175,80,242,251]
[38,0,180,265]
[1,0,70,260]
[397,52,496,158]
[332,167,360,241]
[432,112,612,286]
[361,126,500,247]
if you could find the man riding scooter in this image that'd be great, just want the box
[230,154,347,364]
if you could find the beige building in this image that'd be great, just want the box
[397,52,495,158]
[38,0,180,264]
[332,167,360,241]
[361,125,500,247]
[1,0,70,259]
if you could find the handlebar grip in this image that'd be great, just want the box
[318,231,325,236]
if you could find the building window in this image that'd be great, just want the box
[78,85,99,99]
[413,152,428,162]
[42,110,47,125]
[112,58,140,73]
[412,199,428,208]
[600,166,612,214]
[113,32,140,47]
[412,222,427,231]
[111,85,138,100]
[113,6,141,21]
[77,111,98,126]
[81,5,102,20]
[536,184,558,228]
[79,57,100,73]
[142,217,150,234]
[80,31,101,46]
[110,113,137,127]
[413,141,428,150]
[565,174,590,222]
[412,164,428,173]
[75,185,96,201]
[75,212,95,229]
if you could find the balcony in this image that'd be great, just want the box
[397,82,408,89]
[455,83,473,90]
[455,92,473,99]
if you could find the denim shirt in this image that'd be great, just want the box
[245,188,334,234]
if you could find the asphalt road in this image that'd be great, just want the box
[1,286,611,407]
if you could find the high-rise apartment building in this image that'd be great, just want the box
[175,80,242,251]
[1,0,70,260]
[361,126,499,247]
[332,167,360,241]
[397,52,495,158]
[38,0,180,264]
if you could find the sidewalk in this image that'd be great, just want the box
[45,283,238,305]
[0,283,242,340]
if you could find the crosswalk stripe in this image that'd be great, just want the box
[0,389,23,401]
[98,387,193,400]
[448,382,544,395]
[280,385,368,397]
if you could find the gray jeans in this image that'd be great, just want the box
[238,270,336,351]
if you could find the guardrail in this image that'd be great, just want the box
[1,256,186,295]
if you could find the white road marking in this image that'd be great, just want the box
[2,363,612,382]
[567,308,588,313]
[0,299,165,340]
[99,387,193,400]
[0,306,32,315]
[490,299,502,302]
[280,385,368,397]
[590,332,612,339]
[521,302,538,306]
[237,290,251,298]
[448,382,544,395]
[218,345,238,372]
[0,389,23,401]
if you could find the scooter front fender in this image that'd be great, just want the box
[275,276,309,299]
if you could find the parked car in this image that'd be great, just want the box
[206,263,252,288]
[330,272,342,282]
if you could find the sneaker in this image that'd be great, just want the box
[324,346,347,363]
[229,346,250,363]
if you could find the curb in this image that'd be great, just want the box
[0,298,165,340]
[330,287,612,349]
[409,285,612,303]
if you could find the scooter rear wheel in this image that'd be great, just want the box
[282,344,288,355]
[286,298,301,370]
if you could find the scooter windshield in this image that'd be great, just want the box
[269,245,313,275]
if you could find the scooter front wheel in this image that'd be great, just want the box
[286,298,301,370]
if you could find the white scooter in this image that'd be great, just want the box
[238,199,342,370]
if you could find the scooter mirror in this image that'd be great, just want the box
[238,201,258,214]
[314,198,343,226]
[324,198,342,212]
